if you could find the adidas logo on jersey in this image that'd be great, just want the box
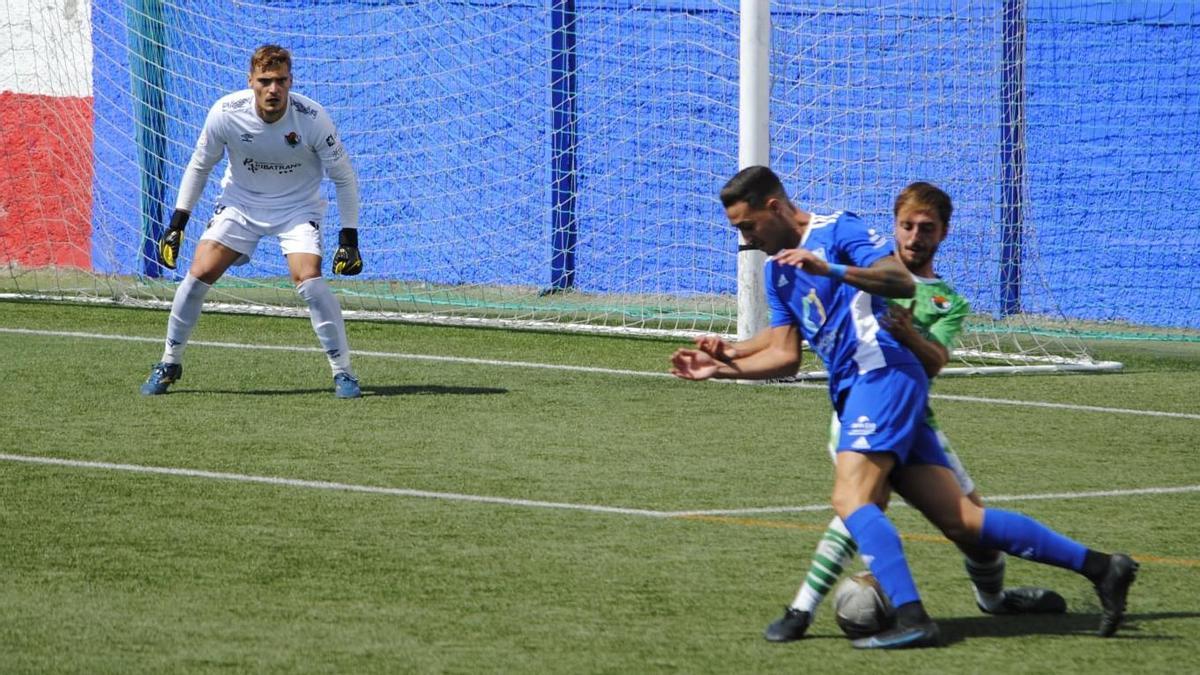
[777,273,789,288]
[852,436,872,450]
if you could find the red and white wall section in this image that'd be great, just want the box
[1,0,94,269]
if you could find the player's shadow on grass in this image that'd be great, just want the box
[361,384,508,397]
[938,610,1197,643]
[180,384,508,397]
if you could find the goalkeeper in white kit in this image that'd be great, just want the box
[141,44,364,398]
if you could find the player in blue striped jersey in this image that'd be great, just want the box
[750,182,1065,643]
[669,166,1137,648]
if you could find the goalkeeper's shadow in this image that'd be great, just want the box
[360,384,508,397]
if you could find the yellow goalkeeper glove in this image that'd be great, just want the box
[158,210,190,270]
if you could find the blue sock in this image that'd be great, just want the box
[843,504,921,607]
[978,508,1087,572]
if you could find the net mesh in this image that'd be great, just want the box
[5,1,1199,372]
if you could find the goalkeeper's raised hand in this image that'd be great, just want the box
[332,228,363,276]
[158,210,190,270]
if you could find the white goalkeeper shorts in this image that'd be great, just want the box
[199,204,323,266]
[825,411,976,496]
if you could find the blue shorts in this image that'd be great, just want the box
[833,363,951,470]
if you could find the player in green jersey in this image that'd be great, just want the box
[694,182,1070,641]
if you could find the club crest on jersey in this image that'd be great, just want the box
[931,295,953,312]
[284,131,301,147]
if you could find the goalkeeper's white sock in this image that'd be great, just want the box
[161,274,211,364]
[297,276,353,376]
[792,515,857,616]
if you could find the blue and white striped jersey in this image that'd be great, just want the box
[765,211,921,398]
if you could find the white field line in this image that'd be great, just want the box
[2,453,1198,519]
[0,453,667,518]
[0,327,663,378]
[671,485,1200,516]
[929,393,1200,420]
[2,327,1197,421]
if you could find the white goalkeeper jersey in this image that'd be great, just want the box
[175,90,359,228]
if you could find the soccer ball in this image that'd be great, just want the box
[833,571,896,639]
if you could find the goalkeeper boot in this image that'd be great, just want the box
[140,362,182,396]
[979,587,1067,615]
[333,372,361,399]
[1094,553,1138,637]
[763,608,812,642]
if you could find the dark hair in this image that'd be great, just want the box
[250,44,292,75]
[720,165,787,209]
[894,181,952,227]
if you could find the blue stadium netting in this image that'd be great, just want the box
[7,1,1197,348]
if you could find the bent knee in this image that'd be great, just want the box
[928,513,984,545]
[293,271,323,287]
[940,522,977,544]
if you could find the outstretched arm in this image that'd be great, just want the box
[671,324,801,381]
[691,329,772,362]
[772,250,914,299]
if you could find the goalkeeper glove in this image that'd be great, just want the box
[158,210,190,270]
[332,228,363,276]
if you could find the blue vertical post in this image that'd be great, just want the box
[547,0,578,294]
[999,0,1026,316]
[127,0,170,278]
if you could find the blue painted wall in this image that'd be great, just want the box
[91,1,1199,328]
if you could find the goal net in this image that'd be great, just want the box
[6,1,1196,371]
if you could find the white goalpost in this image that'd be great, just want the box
[737,0,771,342]
[11,1,1196,373]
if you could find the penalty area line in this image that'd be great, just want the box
[667,484,1200,517]
[3,453,1197,521]
[0,453,668,518]
[1,326,1196,419]
[6,451,1197,569]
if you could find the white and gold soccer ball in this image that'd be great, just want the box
[833,571,897,639]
